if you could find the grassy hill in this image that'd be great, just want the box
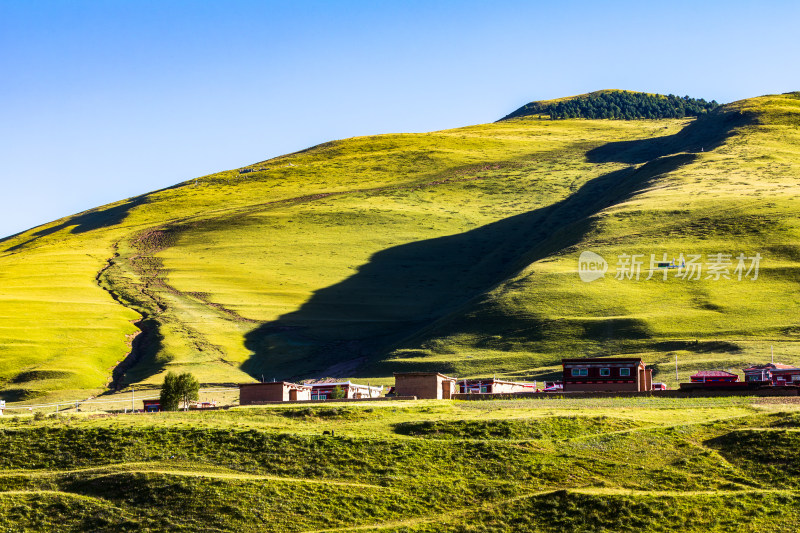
[1,397,799,531]
[1,91,800,401]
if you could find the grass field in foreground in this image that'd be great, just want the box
[1,396,799,531]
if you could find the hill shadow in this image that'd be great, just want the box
[108,318,166,390]
[3,196,149,252]
[240,112,746,380]
[586,108,755,164]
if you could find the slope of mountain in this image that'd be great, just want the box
[1,91,799,401]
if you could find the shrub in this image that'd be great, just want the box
[159,372,199,411]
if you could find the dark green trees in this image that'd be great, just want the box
[159,371,200,411]
[502,91,719,121]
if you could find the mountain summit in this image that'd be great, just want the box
[501,89,719,120]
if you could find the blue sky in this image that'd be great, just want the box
[1,0,798,238]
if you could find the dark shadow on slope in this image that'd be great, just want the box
[236,110,744,380]
[109,318,166,390]
[649,340,741,353]
[586,109,755,165]
[4,196,149,252]
[0,389,38,402]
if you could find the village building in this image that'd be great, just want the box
[562,358,652,392]
[690,370,739,383]
[189,400,217,409]
[393,372,457,399]
[142,399,161,413]
[239,381,312,405]
[743,363,800,386]
[458,378,536,394]
[306,380,383,400]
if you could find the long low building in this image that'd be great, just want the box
[239,381,312,404]
[562,358,652,392]
[393,372,457,399]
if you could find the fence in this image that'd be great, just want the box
[0,387,239,415]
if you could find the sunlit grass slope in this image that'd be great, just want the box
[0,236,140,401]
[1,91,800,400]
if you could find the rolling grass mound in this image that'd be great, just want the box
[1,399,800,531]
[0,492,142,532]
[707,429,800,488]
[402,491,800,533]
[393,415,646,439]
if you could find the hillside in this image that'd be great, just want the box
[2,91,800,401]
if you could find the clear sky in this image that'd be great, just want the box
[1,0,798,238]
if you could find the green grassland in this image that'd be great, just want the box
[1,397,799,531]
[1,90,800,402]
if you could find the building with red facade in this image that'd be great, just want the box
[743,363,800,386]
[562,358,652,392]
[142,399,161,412]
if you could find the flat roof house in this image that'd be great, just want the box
[393,372,457,399]
[458,378,536,394]
[743,363,800,386]
[142,399,161,413]
[239,382,312,405]
[562,358,652,392]
[306,381,383,400]
[690,370,739,383]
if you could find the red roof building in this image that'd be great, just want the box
[562,358,652,392]
[690,370,739,383]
